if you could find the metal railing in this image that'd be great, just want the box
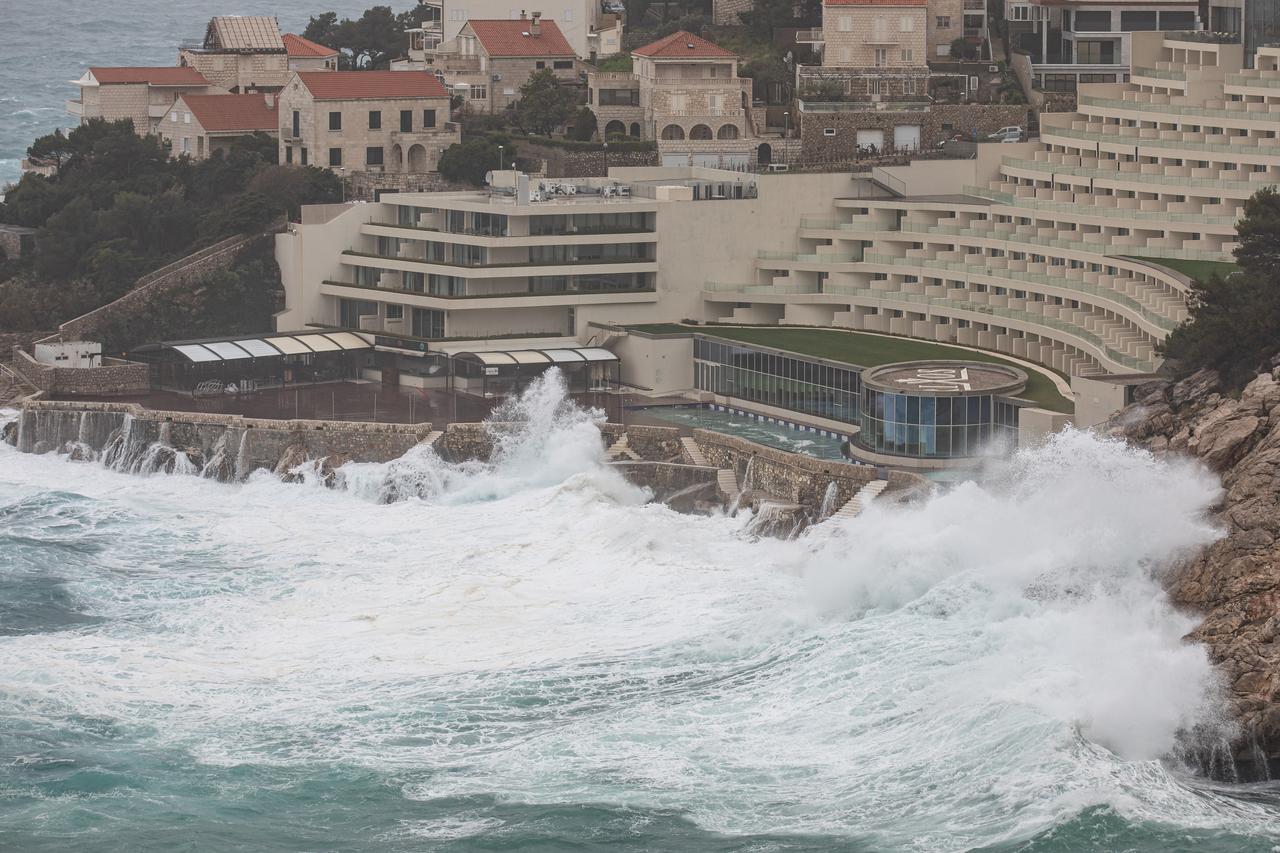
[999,155,1277,193]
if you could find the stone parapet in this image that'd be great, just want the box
[11,349,150,396]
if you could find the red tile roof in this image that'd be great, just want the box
[632,30,737,59]
[825,0,927,5]
[283,32,339,58]
[467,19,576,58]
[89,66,210,86]
[296,70,449,100]
[180,93,278,132]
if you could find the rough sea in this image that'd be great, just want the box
[2,371,1280,851]
[0,0,413,189]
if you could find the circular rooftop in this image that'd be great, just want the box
[863,360,1027,397]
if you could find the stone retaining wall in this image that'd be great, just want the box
[798,103,1029,162]
[518,141,659,178]
[691,428,924,513]
[11,349,149,396]
[44,232,260,345]
[9,400,433,480]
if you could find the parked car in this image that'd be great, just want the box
[987,126,1024,142]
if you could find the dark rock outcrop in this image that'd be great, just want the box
[1105,364,1280,780]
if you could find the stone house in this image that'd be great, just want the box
[67,67,223,135]
[434,14,580,115]
[277,71,459,174]
[158,93,278,160]
[423,0,620,60]
[178,16,291,93]
[283,33,340,72]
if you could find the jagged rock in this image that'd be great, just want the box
[1170,368,1221,409]
[1,420,15,445]
[273,443,310,482]
[1105,361,1280,780]
[319,453,350,487]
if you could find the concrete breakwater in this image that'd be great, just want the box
[4,401,435,482]
[3,401,926,529]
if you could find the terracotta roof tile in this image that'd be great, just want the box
[89,66,211,86]
[179,94,278,132]
[296,70,449,100]
[467,19,576,58]
[207,16,285,51]
[632,30,737,58]
[825,0,928,6]
[283,33,339,58]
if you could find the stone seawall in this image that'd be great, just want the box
[691,428,925,514]
[6,400,434,480]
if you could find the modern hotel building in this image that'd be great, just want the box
[275,31,1276,463]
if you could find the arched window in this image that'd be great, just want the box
[661,124,685,140]
[629,122,641,137]
[717,124,740,140]
[605,120,626,137]
[689,124,712,140]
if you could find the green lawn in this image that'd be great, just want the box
[627,323,1074,412]
[1124,256,1241,283]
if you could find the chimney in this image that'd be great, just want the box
[531,11,541,36]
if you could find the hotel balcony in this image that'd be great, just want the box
[65,99,84,117]
[340,249,657,279]
[319,278,658,310]
[363,221,656,247]
[795,28,825,44]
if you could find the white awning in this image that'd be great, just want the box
[263,336,314,355]
[233,338,283,358]
[460,351,517,365]
[299,334,341,353]
[203,341,255,361]
[322,331,371,350]
[171,344,221,363]
[539,349,586,363]
[508,350,551,364]
[577,347,619,362]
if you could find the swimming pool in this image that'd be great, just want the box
[631,404,849,460]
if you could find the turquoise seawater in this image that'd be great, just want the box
[0,0,414,189]
[2,378,1280,851]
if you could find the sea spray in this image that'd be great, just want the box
[0,405,1275,851]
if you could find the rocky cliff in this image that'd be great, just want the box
[1105,364,1280,780]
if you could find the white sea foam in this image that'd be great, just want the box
[0,383,1273,850]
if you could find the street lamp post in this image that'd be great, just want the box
[783,111,790,138]
[497,144,504,173]
[603,140,609,175]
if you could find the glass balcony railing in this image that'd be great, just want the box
[1131,65,1187,81]
[962,185,1239,225]
[861,251,1179,331]
[1043,123,1275,156]
[999,156,1274,193]
[1078,93,1280,122]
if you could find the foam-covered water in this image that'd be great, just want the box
[2,373,1278,851]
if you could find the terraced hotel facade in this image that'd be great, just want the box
[278,32,1274,426]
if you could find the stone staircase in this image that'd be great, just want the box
[716,467,739,498]
[680,436,709,466]
[422,430,443,448]
[0,362,35,407]
[830,479,889,519]
[606,433,641,460]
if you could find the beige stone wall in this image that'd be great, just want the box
[84,82,222,136]
[635,57,751,141]
[927,0,964,58]
[277,75,458,173]
[821,5,927,67]
[180,50,290,92]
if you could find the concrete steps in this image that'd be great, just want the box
[831,479,889,519]
[716,468,739,497]
[422,430,443,447]
[606,433,641,460]
[680,436,709,467]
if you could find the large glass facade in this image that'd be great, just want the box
[857,389,1019,458]
[693,338,861,424]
